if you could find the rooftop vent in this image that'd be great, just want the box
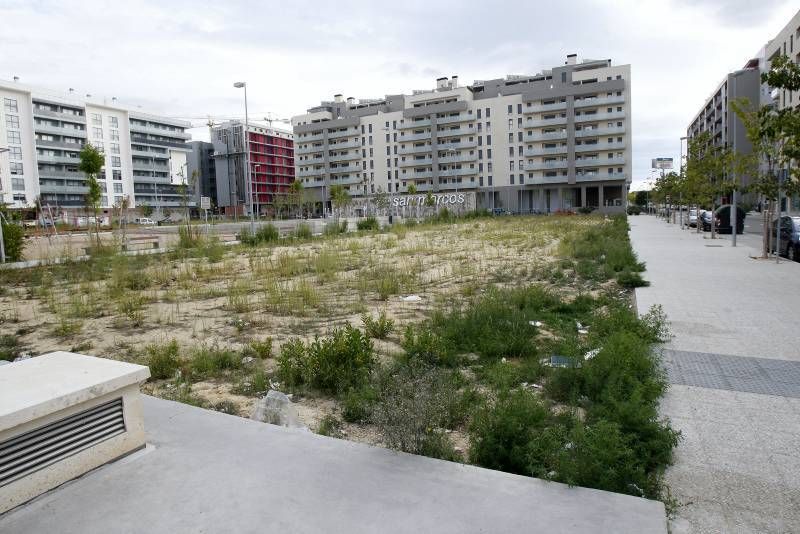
[436,77,449,90]
[334,94,343,103]
[566,54,577,65]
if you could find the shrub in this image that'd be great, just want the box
[616,270,649,288]
[357,216,380,231]
[324,221,347,236]
[317,414,344,437]
[246,338,273,359]
[276,339,307,388]
[577,206,596,214]
[401,325,457,367]
[626,205,642,215]
[1,221,25,262]
[373,363,462,460]
[361,310,394,339]
[469,389,552,475]
[241,224,279,246]
[177,225,201,249]
[146,340,181,379]
[341,385,378,423]
[202,238,225,262]
[294,223,312,239]
[0,334,22,361]
[189,344,242,378]
[306,325,374,394]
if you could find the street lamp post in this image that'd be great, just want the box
[234,81,255,234]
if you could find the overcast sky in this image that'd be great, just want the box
[1,0,798,189]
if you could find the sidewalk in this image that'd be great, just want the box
[630,215,800,533]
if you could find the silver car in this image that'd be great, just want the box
[688,209,698,228]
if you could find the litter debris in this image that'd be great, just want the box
[584,348,600,360]
[501,357,507,363]
[401,295,422,302]
[529,320,544,327]
[578,329,589,335]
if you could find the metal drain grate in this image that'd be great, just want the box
[705,244,724,247]
[0,398,125,487]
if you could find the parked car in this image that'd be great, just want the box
[770,216,800,262]
[688,209,699,228]
[135,217,155,225]
[700,210,717,232]
[714,205,746,234]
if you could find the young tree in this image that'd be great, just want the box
[79,144,105,248]
[684,132,736,238]
[140,203,154,218]
[732,56,800,256]
[289,180,304,218]
[330,184,350,221]
[373,186,389,216]
[178,169,198,236]
[406,183,418,219]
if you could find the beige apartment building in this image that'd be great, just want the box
[291,55,632,214]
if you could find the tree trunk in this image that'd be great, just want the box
[762,205,769,259]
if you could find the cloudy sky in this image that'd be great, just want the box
[1,0,797,189]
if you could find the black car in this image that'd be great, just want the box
[770,216,800,262]
[714,205,746,234]
[700,210,717,231]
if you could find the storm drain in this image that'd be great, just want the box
[0,398,125,487]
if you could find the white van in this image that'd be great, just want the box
[135,217,155,225]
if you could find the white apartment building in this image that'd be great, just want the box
[0,79,192,213]
[292,55,632,213]
[765,9,800,111]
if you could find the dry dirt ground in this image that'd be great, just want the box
[1,215,599,451]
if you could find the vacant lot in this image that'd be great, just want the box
[0,214,677,502]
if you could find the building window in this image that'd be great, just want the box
[113,170,122,180]
[508,133,513,143]
[477,109,482,119]
[8,146,22,160]
[110,129,119,141]
[509,161,514,171]
[110,143,120,154]
[12,177,25,191]
[488,176,493,186]
[507,105,512,114]
[508,147,514,156]
[113,183,123,193]
[510,174,515,184]
[487,163,493,172]
[7,131,21,144]
[109,116,118,127]
[4,98,18,113]
[487,149,492,158]
[486,122,491,132]
[111,156,121,168]
[487,135,492,145]
[485,107,490,118]
[5,114,19,129]
[10,162,23,175]
[92,113,102,126]
[93,127,103,139]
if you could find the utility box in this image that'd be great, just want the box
[0,352,150,513]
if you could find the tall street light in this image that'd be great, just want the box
[234,81,255,234]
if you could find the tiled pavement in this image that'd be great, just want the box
[630,216,800,534]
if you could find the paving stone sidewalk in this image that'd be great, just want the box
[630,215,800,534]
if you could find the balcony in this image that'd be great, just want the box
[527,130,568,141]
[36,139,84,151]
[524,160,568,171]
[296,144,325,155]
[132,162,169,172]
[300,133,324,142]
[330,163,362,174]
[436,127,472,138]
[399,119,431,129]
[438,140,477,150]
[33,108,86,123]
[38,169,83,179]
[575,141,625,153]
[37,154,82,165]
[438,167,478,177]
[299,155,325,165]
[595,156,626,166]
[437,153,478,164]
[399,131,432,142]
[575,173,628,183]
[131,149,169,159]
[401,170,433,180]
[523,146,568,157]
[398,145,432,155]
[328,152,360,163]
[575,126,626,138]
[34,124,87,138]
[399,157,433,167]
[329,139,361,150]
[436,113,474,125]
[297,168,325,178]
[39,184,89,194]
[524,116,568,128]
[130,124,190,140]
[523,102,567,114]
[330,175,363,186]
[573,95,625,108]
[574,111,626,123]
[400,182,433,192]
[130,135,188,149]
[327,128,359,139]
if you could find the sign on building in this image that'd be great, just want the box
[200,196,211,210]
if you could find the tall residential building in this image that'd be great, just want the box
[0,79,192,213]
[764,9,800,111]
[210,121,294,216]
[187,140,217,209]
[686,60,761,192]
[291,54,632,214]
